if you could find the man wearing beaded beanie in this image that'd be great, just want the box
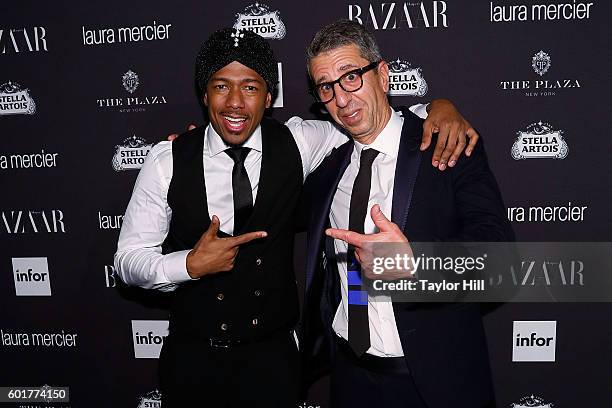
[116,26,480,407]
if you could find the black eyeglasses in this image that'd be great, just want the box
[311,60,381,104]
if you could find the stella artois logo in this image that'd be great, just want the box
[137,389,162,408]
[511,122,568,160]
[112,135,152,171]
[122,69,140,93]
[532,51,551,76]
[234,3,286,39]
[0,81,36,115]
[387,58,428,97]
[511,394,554,408]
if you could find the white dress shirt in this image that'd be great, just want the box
[330,108,406,357]
[114,105,428,293]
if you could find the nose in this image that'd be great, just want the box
[226,86,244,109]
[333,83,351,108]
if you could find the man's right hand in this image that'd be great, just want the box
[186,215,267,278]
[167,124,196,141]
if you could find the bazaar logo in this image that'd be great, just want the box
[0,81,36,116]
[137,389,162,408]
[511,122,568,160]
[234,3,286,39]
[387,58,428,96]
[112,135,152,171]
[122,70,140,94]
[511,395,554,408]
[532,50,550,76]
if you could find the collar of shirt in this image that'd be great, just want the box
[352,107,403,159]
[204,123,263,157]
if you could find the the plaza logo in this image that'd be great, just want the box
[512,321,556,362]
[234,3,286,39]
[490,1,593,22]
[0,81,36,116]
[500,51,581,97]
[387,58,428,96]
[349,1,448,30]
[0,27,47,53]
[96,70,167,113]
[81,20,172,46]
[532,50,550,76]
[122,70,139,94]
[12,257,51,296]
[1,210,66,234]
[112,135,152,171]
[132,320,169,359]
[511,122,568,160]
[137,389,162,408]
[511,395,554,408]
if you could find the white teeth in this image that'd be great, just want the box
[224,116,246,123]
[347,111,358,118]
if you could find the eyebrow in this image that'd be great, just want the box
[210,77,264,84]
[315,64,361,85]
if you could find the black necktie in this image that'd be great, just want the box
[225,147,253,235]
[347,148,379,356]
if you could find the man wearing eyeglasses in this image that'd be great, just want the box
[116,25,484,407]
[301,20,513,408]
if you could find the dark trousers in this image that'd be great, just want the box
[160,331,300,408]
[330,340,428,408]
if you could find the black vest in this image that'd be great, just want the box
[162,117,303,341]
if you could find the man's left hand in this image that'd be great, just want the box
[326,205,415,280]
[421,99,479,171]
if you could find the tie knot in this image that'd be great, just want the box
[359,148,379,168]
[225,147,250,164]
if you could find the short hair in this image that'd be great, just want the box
[306,20,382,76]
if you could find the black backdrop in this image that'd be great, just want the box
[1,1,611,407]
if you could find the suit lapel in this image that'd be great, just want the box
[305,141,353,291]
[391,109,422,231]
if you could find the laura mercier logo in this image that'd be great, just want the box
[511,122,568,160]
[234,3,286,39]
[0,81,36,116]
[511,395,554,408]
[137,389,162,408]
[112,135,152,171]
[387,58,428,97]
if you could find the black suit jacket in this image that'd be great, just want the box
[301,108,514,408]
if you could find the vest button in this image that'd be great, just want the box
[216,293,224,301]
[254,290,262,297]
[252,318,258,326]
[220,323,228,331]
[255,258,262,266]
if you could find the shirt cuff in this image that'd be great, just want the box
[162,249,197,283]
[409,103,429,120]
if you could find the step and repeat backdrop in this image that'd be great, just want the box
[1,1,611,407]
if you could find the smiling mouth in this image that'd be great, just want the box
[221,114,248,133]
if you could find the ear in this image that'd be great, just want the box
[378,60,390,93]
[265,92,272,109]
[203,91,209,107]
